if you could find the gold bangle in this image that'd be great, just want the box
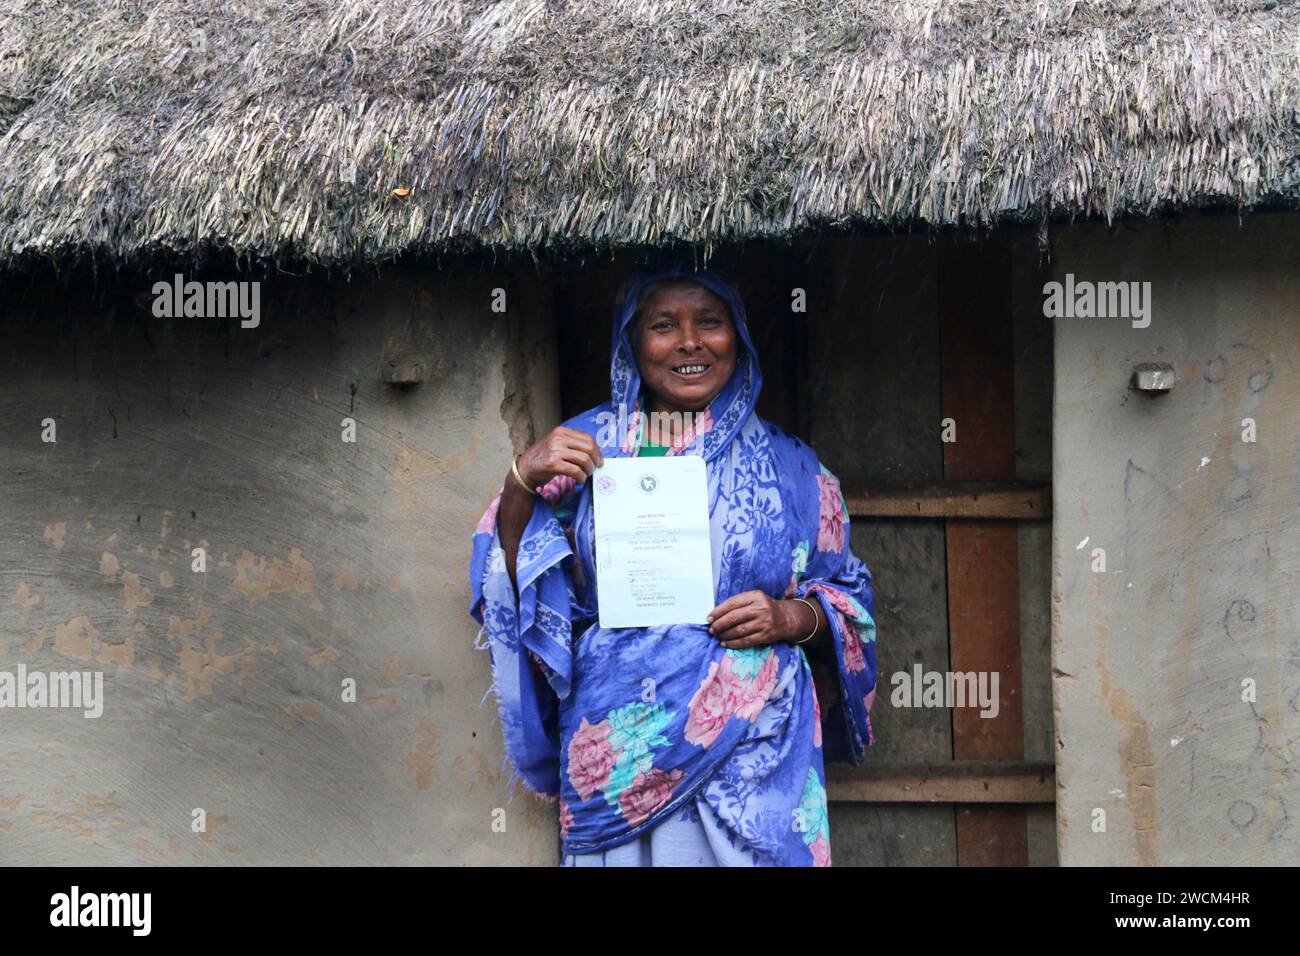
[793,597,820,644]
[510,455,536,495]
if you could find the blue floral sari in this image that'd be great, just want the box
[469,271,878,866]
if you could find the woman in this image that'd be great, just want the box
[469,270,878,866]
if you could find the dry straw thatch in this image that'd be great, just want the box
[1,0,1298,266]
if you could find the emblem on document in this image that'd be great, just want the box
[596,475,616,495]
[638,473,658,494]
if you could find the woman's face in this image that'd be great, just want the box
[632,280,738,414]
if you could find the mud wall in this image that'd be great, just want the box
[0,263,560,864]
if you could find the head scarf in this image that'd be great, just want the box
[606,269,762,462]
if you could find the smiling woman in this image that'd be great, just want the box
[469,269,879,867]
[630,278,738,432]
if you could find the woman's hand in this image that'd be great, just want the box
[498,426,602,594]
[707,590,814,650]
[514,426,604,489]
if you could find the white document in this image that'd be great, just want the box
[591,454,714,629]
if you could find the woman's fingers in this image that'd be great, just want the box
[708,590,759,622]
[708,602,758,636]
[712,609,773,643]
[532,440,595,481]
[556,433,604,474]
[710,591,787,647]
[572,431,605,468]
[556,428,604,458]
[557,446,599,476]
[546,460,588,483]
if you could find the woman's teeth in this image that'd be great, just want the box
[672,364,709,375]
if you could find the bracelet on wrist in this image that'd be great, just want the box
[792,597,820,644]
[510,455,536,496]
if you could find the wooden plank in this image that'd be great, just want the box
[809,234,958,865]
[844,480,1050,519]
[940,235,1029,867]
[827,762,1054,804]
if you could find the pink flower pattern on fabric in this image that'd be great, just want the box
[684,650,780,748]
[733,652,779,722]
[810,834,831,867]
[682,661,737,748]
[620,401,717,455]
[566,717,615,801]
[666,407,714,455]
[816,471,847,553]
[807,584,867,674]
[559,799,574,838]
[617,767,687,826]
[620,401,642,454]
[537,474,577,506]
[839,620,866,672]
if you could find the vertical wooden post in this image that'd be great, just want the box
[939,235,1028,866]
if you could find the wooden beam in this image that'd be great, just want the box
[844,480,1050,519]
[826,762,1054,804]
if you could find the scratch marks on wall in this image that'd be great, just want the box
[1222,599,1257,642]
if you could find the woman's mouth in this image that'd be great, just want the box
[671,363,711,378]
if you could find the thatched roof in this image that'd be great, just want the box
[2,0,1298,266]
